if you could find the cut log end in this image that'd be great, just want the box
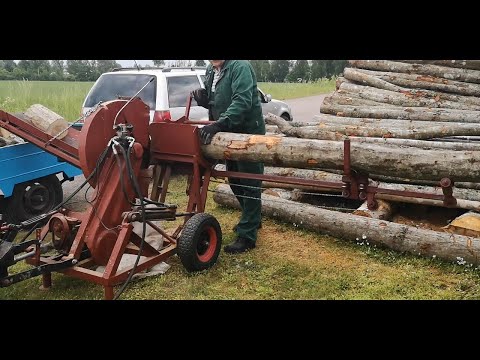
[23,104,69,140]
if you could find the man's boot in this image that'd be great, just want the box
[224,237,256,254]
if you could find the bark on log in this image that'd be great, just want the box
[263,188,305,201]
[343,67,403,92]
[338,82,480,111]
[336,76,352,89]
[345,68,480,106]
[353,199,396,220]
[265,124,283,134]
[320,103,480,123]
[265,122,480,151]
[202,132,480,182]
[23,104,69,139]
[355,68,480,98]
[213,184,480,265]
[350,136,480,151]
[312,114,480,131]
[400,60,480,71]
[349,60,480,84]
[325,92,392,107]
[266,112,480,140]
[378,194,480,212]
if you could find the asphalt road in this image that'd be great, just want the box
[62,92,332,208]
[283,93,331,123]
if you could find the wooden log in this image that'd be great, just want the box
[443,211,480,237]
[353,199,396,221]
[265,124,283,134]
[338,82,480,111]
[349,68,480,97]
[265,122,480,151]
[325,92,395,107]
[400,60,480,71]
[378,194,480,212]
[349,60,480,84]
[202,132,480,182]
[263,188,305,201]
[320,103,480,123]
[365,173,480,190]
[23,104,69,139]
[343,67,403,92]
[260,166,480,204]
[351,136,480,151]
[336,76,352,90]
[213,184,480,265]
[265,112,480,140]
[345,68,480,106]
[312,113,480,131]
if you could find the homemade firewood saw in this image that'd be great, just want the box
[0,92,459,299]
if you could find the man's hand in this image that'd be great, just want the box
[198,123,223,145]
[192,88,209,108]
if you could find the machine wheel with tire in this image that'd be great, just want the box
[177,213,222,272]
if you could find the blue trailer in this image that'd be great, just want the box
[0,142,82,224]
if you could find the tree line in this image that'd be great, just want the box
[250,60,348,82]
[0,60,347,82]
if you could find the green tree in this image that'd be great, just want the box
[3,60,16,72]
[268,60,290,82]
[310,60,326,81]
[195,60,206,66]
[96,60,121,76]
[66,60,95,81]
[17,60,51,80]
[153,60,165,67]
[249,60,270,82]
[286,60,310,82]
[334,60,348,75]
[50,60,65,81]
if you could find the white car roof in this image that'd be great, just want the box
[101,68,207,77]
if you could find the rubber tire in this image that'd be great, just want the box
[177,213,222,272]
[281,113,291,121]
[4,174,63,224]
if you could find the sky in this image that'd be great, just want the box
[116,60,203,67]
[117,60,153,67]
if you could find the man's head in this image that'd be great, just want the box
[209,60,225,68]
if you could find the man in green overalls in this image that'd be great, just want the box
[193,60,265,254]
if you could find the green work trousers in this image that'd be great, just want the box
[226,159,264,242]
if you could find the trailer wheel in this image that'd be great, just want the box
[5,174,63,224]
[177,213,222,272]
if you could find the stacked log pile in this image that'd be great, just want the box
[210,60,480,265]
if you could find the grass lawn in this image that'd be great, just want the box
[1,175,480,300]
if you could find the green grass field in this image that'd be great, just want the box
[259,79,336,100]
[0,81,93,120]
[1,80,480,300]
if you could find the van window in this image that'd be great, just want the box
[167,76,202,108]
[84,74,156,110]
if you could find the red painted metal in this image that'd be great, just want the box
[198,226,217,262]
[0,110,80,167]
[77,99,150,182]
